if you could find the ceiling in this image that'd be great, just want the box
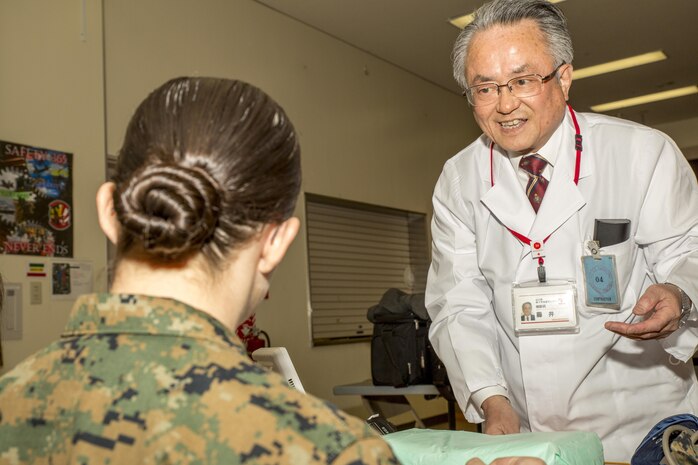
[253,0,698,128]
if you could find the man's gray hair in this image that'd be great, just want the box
[452,0,574,89]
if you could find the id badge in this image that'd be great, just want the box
[512,280,579,336]
[581,241,621,310]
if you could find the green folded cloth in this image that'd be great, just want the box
[384,429,604,465]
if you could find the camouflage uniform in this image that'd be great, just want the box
[0,294,399,465]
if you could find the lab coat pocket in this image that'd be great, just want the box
[599,239,635,296]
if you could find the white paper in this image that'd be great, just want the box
[51,260,93,300]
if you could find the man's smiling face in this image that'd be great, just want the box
[464,19,572,155]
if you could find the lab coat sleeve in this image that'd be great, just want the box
[635,134,698,360]
[425,161,508,423]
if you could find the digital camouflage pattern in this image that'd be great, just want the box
[0,294,399,465]
[668,428,698,465]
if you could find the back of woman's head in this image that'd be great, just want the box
[112,77,301,267]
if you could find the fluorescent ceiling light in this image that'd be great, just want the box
[449,0,566,29]
[448,13,475,29]
[591,85,698,112]
[573,51,667,80]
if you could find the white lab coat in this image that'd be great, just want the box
[425,110,698,462]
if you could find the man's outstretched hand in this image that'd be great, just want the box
[605,283,686,339]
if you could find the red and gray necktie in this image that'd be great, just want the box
[519,154,548,213]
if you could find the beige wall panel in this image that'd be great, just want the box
[0,0,107,374]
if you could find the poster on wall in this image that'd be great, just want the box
[0,140,73,257]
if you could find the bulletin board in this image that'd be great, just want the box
[0,140,73,257]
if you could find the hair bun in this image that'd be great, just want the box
[115,163,221,259]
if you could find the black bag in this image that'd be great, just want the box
[428,342,455,401]
[367,289,434,387]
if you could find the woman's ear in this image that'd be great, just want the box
[258,217,300,275]
[96,182,120,245]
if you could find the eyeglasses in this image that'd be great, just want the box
[463,63,566,107]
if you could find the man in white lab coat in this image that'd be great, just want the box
[425,0,698,462]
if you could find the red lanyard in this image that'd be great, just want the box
[489,105,583,280]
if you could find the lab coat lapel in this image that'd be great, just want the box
[480,146,536,237]
[528,118,590,242]
[479,108,592,256]
[528,171,585,242]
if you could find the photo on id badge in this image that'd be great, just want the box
[521,299,560,324]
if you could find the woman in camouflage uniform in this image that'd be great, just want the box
[0,77,399,465]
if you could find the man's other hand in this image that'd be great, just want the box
[481,395,520,434]
[466,457,546,465]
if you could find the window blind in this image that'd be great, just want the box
[305,193,430,345]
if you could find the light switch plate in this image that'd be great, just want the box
[2,283,23,340]
[30,281,42,305]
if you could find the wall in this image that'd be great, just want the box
[102,0,476,416]
[2,0,696,422]
[655,117,698,161]
[0,0,107,374]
